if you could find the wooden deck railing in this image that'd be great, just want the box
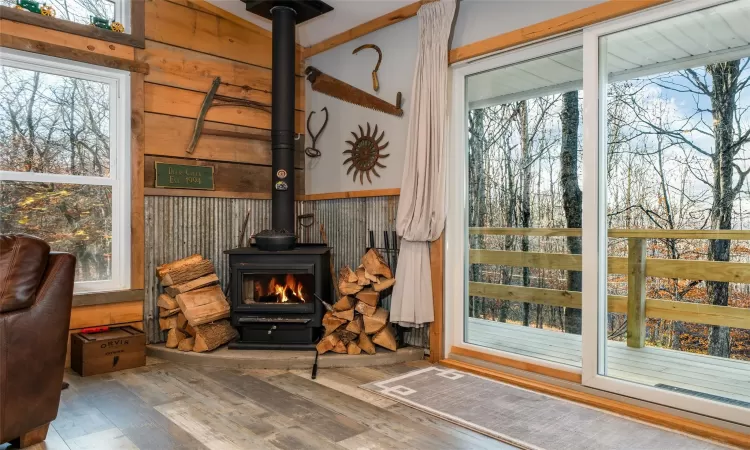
[469,227,750,348]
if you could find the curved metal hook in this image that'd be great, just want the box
[305,107,329,158]
[352,44,383,92]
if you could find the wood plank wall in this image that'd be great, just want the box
[138,0,306,199]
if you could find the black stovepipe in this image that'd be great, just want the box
[271,5,296,233]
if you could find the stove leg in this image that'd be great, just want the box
[311,350,319,379]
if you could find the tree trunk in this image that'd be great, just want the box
[706,61,739,358]
[468,109,487,318]
[560,91,582,335]
[519,100,532,326]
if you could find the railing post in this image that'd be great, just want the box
[627,237,646,348]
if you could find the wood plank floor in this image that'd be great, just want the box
[468,318,750,405]
[1,358,513,450]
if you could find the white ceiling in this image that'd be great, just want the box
[205,0,413,47]
[468,0,750,109]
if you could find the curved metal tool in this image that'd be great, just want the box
[305,107,328,158]
[353,44,382,92]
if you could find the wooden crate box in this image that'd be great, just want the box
[70,326,146,377]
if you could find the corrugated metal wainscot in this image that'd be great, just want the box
[144,195,429,348]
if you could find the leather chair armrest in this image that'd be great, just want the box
[0,235,50,314]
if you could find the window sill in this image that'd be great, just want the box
[0,6,145,49]
[72,289,144,307]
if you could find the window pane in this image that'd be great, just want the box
[0,180,112,282]
[1,0,116,24]
[601,0,750,407]
[465,48,584,367]
[0,65,110,177]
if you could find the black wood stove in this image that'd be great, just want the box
[226,0,333,350]
[226,245,331,350]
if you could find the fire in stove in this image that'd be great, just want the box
[252,273,309,304]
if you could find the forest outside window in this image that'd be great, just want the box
[0,48,131,293]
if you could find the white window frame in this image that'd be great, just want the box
[581,0,749,426]
[114,0,131,32]
[0,48,131,294]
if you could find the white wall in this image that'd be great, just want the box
[305,0,604,195]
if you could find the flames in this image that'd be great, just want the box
[266,274,305,303]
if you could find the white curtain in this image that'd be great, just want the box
[391,0,456,327]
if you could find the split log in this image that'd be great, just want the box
[358,332,376,355]
[355,289,379,307]
[340,266,358,283]
[193,320,239,353]
[355,267,370,286]
[338,330,358,345]
[159,315,178,331]
[338,266,363,295]
[185,323,196,337]
[345,315,363,334]
[354,301,377,317]
[361,248,393,279]
[339,281,363,296]
[333,296,356,311]
[166,328,186,348]
[373,325,397,351]
[175,285,230,327]
[332,340,348,354]
[323,311,348,335]
[347,341,362,355]
[176,312,188,330]
[316,332,339,354]
[178,337,195,352]
[159,307,180,318]
[157,254,203,278]
[332,308,354,322]
[364,270,379,283]
[160,260,215,286]
[157,294,179,310]
[363,308,389,334]
[165,273,220,297]
[373,277,396,292]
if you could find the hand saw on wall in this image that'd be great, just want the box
[305,66,403,117]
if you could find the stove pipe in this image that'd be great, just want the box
[270,6,296,233]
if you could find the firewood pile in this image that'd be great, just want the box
[156,255,238,353]
[317,249,397,355]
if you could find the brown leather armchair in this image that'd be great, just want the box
[0,234,75,448]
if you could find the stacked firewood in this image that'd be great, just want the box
[156,255,238,353]
[317,249,397,355]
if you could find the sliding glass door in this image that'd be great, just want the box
[582,0,750,425]
[449,0,750,426]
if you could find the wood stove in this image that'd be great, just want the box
[226,0,333,350]
[226,244,331,350]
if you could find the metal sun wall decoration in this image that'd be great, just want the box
[344,123,389,185]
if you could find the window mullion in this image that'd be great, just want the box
[0,171,115,186]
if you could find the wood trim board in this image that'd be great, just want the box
[448,0,669,64]
[302,0,438,59]
[450,346,582,383]
[0,33,149,73]
[144,188,401,201]
[429,233,445,363]
[440,359,750,448]
[0,5,145,48]
[131,73,146,290]
[73,289,145,307]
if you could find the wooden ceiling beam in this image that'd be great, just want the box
[302,0,437,59]
[448,0,669,65]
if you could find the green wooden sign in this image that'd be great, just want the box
[154,162,214,190]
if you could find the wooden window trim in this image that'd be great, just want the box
[73,289,144,307]
[0,4,145,49]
